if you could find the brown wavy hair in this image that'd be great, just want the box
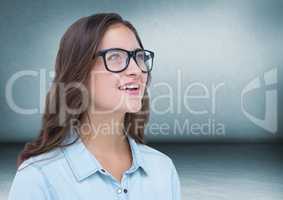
[16,13,152,168]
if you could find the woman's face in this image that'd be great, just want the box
[88,23,148,114]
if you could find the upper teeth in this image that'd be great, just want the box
[119,83,139,90]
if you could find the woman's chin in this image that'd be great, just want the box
[124,103,142,113]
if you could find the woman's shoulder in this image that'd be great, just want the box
[136,143,175,169]
[17,147,63,172]
[136,142,181,198]
[8,149,63,200]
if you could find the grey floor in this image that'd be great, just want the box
[1,143,283,200]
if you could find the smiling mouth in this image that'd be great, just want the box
[118,84,141,96]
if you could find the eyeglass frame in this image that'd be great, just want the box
[93,47,154,73]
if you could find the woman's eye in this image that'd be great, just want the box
[107,53,121,61]
[137,54,145,60]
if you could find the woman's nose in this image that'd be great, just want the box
[125,57,142,76]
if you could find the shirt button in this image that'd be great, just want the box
[116,188,122,194]
[123,189,128,193]
[101,169,106,173]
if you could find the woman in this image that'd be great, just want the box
[8,13,181,200]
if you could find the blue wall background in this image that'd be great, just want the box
[0,0,282,142]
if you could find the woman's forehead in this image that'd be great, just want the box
[98,24,140,51]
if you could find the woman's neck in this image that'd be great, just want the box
[78,111,129,155]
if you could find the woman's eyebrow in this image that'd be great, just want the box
[134,47,143,51]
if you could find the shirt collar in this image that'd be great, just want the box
[61,127,149,182]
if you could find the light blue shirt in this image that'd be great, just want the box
[8,127,182,200]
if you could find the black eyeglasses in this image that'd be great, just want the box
[93,48,154,73]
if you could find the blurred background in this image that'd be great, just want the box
[0,0,282,199]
